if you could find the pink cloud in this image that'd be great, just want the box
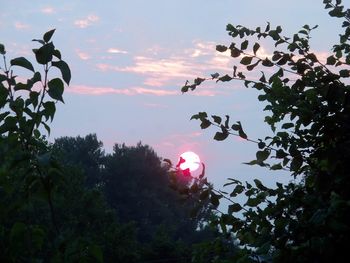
[96,56,201,88]
[74,15,99,28]
[69,85,134,95]
[186,41,216,58]
[67,84,220,97]
[14,22,30,30]
[41,7,55,14]
[68,85,178,96]
[76,50,91,60]
[107,48,128,54]
[133,87,178,96]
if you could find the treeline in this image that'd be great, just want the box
[0,133,237,262]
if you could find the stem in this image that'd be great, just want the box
[210,187,250,213]
[28,64,49,139]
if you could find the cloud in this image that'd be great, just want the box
[69,85,133,95]
[14,22,30,30]
[133,87,178,96]
[107,48,128,54]
[68,84,221,97]
[76,50,91,60]
[74,15,99,28]
[94,40,243,94]
[68,85,178,96]
[41,7,55,14]
[186,41,216,58]
[96,56,202,87]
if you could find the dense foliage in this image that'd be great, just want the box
[179,0,350,262]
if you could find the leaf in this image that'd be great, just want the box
[43,29,56,43]
[276,149,288,158]
[259,72,267,83]
[270,163,283,170]
[238,127,247,139]
[247,60,260,71]
[214,131,229,141]
[0,43,5,55]
[216,45,228,52]
[262,58,274,67]
[211,115,222,124]
[32,39,45,45]
[258,141,265,149]
[52,60,71,85]
[218,74,233,82]
[230,184,245,197]
[42,121,51,135]
[256,150,270,162]
[326,55,336,65]
[53,49,61,59]
[253,42,260,55]
[228,203,242,213]
[290,156,303,172]
[211,72,219,79]
[269,30,280,40]
[230,124,239,133]
[14,82,29,91]
[224,115,230,128]
[190,114,200,120]
[230,48,241,57]
[282,122,294,129]
[200,119,211,129]
[48,78,64,102]
[240,56,253,65]
[246,198,261,207]
[43,101,56,121]
[34,42,55,64]
[10,57,35,72]
[210,193,220,207]
[240,40,248,50]
[254,179,267,190]
[339,69,350,78]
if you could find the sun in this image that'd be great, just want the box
[179,151,201,172]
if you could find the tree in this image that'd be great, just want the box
[53,134,105,188]
[0,29,74,262]
[53,134,219,261]
[179,1,350,262]
[0,30,138,263]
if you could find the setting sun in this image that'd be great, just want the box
[179,151,200,172]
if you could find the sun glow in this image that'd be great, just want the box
[179,151,200,172]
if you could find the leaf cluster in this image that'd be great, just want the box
[179,1,350,262]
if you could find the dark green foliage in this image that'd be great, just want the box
[180,1,350,262]
[0,31,137,263]
[52,134,219,261]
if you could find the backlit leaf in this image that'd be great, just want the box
[10,57,35,72]
[52,60,71,85]
[48,78,64,102]
[43,29,56,43]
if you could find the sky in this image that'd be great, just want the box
[0,1,343,189]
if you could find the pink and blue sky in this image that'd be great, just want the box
[1,1,341,187]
